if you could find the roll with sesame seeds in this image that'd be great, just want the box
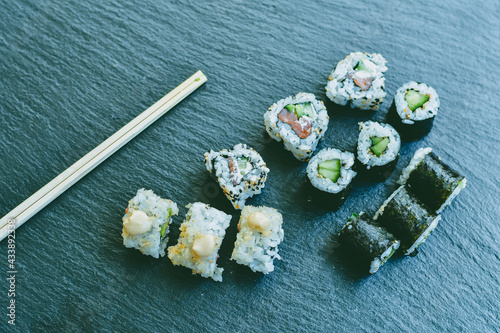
[326,52,387,111]
[263,92,329,161]
[387,81,440,140]
[205,144,269,210]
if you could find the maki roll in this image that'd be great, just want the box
[231,206,284,274]
[356,121,401,179]
[326,52,387,111]
[398,147,467,214]
[122,189,179,258]
[264,92,329,161]
[374,186,441,256]
[167,202,231,282]
[205,143,269,210]
[387,82,440,139]
[339,212,400,274]
[306,148,357,209]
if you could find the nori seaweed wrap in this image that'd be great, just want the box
[339,212,400,274]
[399,148,467,214]
[374,186,441,256]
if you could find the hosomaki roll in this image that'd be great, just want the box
[306,148,357,210]
[339,212,400,274]
[387,82,440,140]
[374,186,441,256]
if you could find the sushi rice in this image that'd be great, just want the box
[205,143,269,210]
[264,92,329,161]
[122,188,178,258]
[231,205,284,274]
[168,202,231,282]
[326,52,387,111]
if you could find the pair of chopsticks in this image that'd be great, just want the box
[0,70,207,241]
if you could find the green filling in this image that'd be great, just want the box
[370,136,384,145]
[160,223,168,238]
[160,208,173,238]
[285,102,314,119]
[318,158,341,182]
[354,59,374,72]
[405,89,429,111]
[370,137,390,157]
[237,157,249,175]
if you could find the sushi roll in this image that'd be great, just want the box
[231,206,284,274]
[339,212,400,274]
[326,52,388,111]
[387,82,440,140]
[264,92,329,161]
[204,143,269,210]
[306,148,357,209]
[167,203,231,282]
[398,147,467,214]
[373,186,441,256]
[356,121,401,179]
[122,188,179,258]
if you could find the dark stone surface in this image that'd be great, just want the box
[1,0,499,331]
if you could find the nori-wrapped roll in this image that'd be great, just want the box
[356,121,401,179]
[306,148,357,210]
[387,82,439,140]
[374,186,441,256]
[339,212,400,274]
[399,148,467,214]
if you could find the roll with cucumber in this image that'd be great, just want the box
[306,148,357,210]
[356,121,401,179]
[387,82,440,140]
[326,52,388,111]
[264,92,329,161]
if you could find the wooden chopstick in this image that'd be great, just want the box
[0,70,207,241]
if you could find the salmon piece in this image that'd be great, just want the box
[278,109,312,139]
[352,70,373,91]
[227,157,242,185]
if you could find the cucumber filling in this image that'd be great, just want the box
[318,159,341,182]
[370,137,389,157]
[237,157,251,176]
[285,102,315,119]
[405,89,430,111]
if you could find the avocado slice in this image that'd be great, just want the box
[370,137,390,157]
[370,136,384,145]
[237,157,249,175]
[318,159,341,171]
[318,168,340,183]
[405,89,429,111]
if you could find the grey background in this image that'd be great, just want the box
[1,0,499,332]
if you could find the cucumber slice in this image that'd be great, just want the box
[285,104,296,112]
[237,157,249,176]
[370,137,390,157]
[301,102,315,118]
[405,89,429,111]
[370,136,384,145]
[318,159,341,171]
[354,59,374,72]
[294,104,305,117]
[160,223,168,238]
[285,103,315,118]
[318,167,340,183]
